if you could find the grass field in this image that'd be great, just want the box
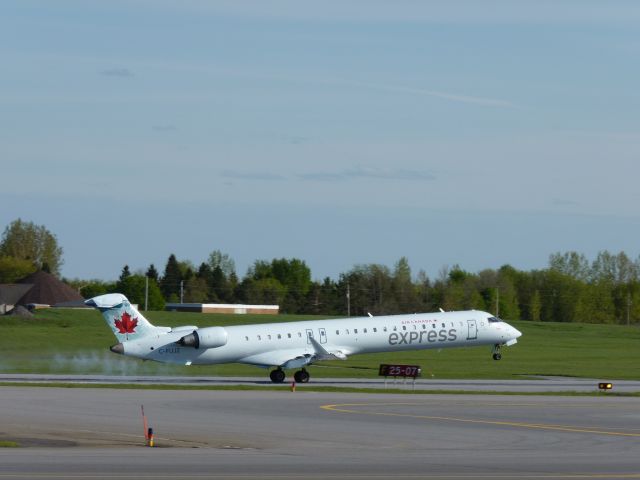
[1,308,639,380]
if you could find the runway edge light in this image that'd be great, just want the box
[598,382,613,391]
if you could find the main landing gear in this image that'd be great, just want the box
[293,369,310,383]
[268,368,311,383]
[269,368,286,383]
[492,344,502,361]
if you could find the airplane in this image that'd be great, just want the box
[86,293,522,383]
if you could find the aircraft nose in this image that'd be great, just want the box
[511,327,522,339]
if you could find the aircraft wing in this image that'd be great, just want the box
[238,342,348,369]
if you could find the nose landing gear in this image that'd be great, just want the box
[492,344,502,361]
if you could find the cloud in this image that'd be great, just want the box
[100,68,134,78]
[298,166,436,182]
[221,170,286,181]
[289,136,309,145]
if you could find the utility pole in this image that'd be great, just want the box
[495,287,500,317]
[627,292,631,326]
[180,280,184,304]
[347,283,351,317]
[145,276,149,311]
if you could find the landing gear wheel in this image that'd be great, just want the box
[269,368,286,383]
[492,344,502,361]
[294,369,310,383]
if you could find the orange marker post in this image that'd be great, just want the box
[141,405,149,442]
[291,381,296,392]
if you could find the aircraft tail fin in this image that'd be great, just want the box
[85,293,159,342]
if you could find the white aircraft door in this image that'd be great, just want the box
[318,328,327,344]
[306,329,314,344]
[467,319,477,340]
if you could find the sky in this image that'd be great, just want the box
[2,1,640,281]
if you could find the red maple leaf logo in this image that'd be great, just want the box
[114,311,138,334]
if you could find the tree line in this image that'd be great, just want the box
[72,250,640,325]
[2,219,640,324]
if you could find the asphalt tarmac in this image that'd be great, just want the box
[2,373,640,393]
[0,387,639,479]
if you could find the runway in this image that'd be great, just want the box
[1,387,639,479]
[2,373,639,393]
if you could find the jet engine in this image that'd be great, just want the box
[178,326,228,349]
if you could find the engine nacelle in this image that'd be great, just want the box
[178,327,228,349]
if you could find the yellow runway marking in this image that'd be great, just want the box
[321,402,640,437]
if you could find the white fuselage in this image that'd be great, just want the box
[120,310,521,367]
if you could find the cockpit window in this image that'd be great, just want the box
[488,316,502,323]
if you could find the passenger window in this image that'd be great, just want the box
[245,336,249,341]
[402,325,407,331]
[442,323,445,328]
[298,332,302,337]
[346,329,349,334]
[422,324,426,329]
[432,324,436,328]
[267,335,272,340]
[373,327,377,332]
[383,326,387,332]
[257,335,262,340]
[277,334,281,339]
[363,328,367,333]
[288,333,292,338]
[393,326,397,331]
[354,329,358,334]
[336,330,340,335]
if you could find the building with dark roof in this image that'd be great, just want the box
[16,271,84,306]
[0,284,33,314]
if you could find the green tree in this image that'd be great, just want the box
[80,280,116,299]
[415,270,435,312]
[530,290,542,322]
[208,250,236,278]
[393,257,419,313]
[549,251,590,281]
[160,254,182,301]
[117,274,165,310]
[496,265,521,320]
[304,277,341,314]
[0,256,37,283]
[271,258,311,313]
[238,277,287,306]
[184,276,209,303]
[146,264,159,283]
[0,219,64,275]
[210,266,230,302]
[339,264,395,315]
[118,265,131,285]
